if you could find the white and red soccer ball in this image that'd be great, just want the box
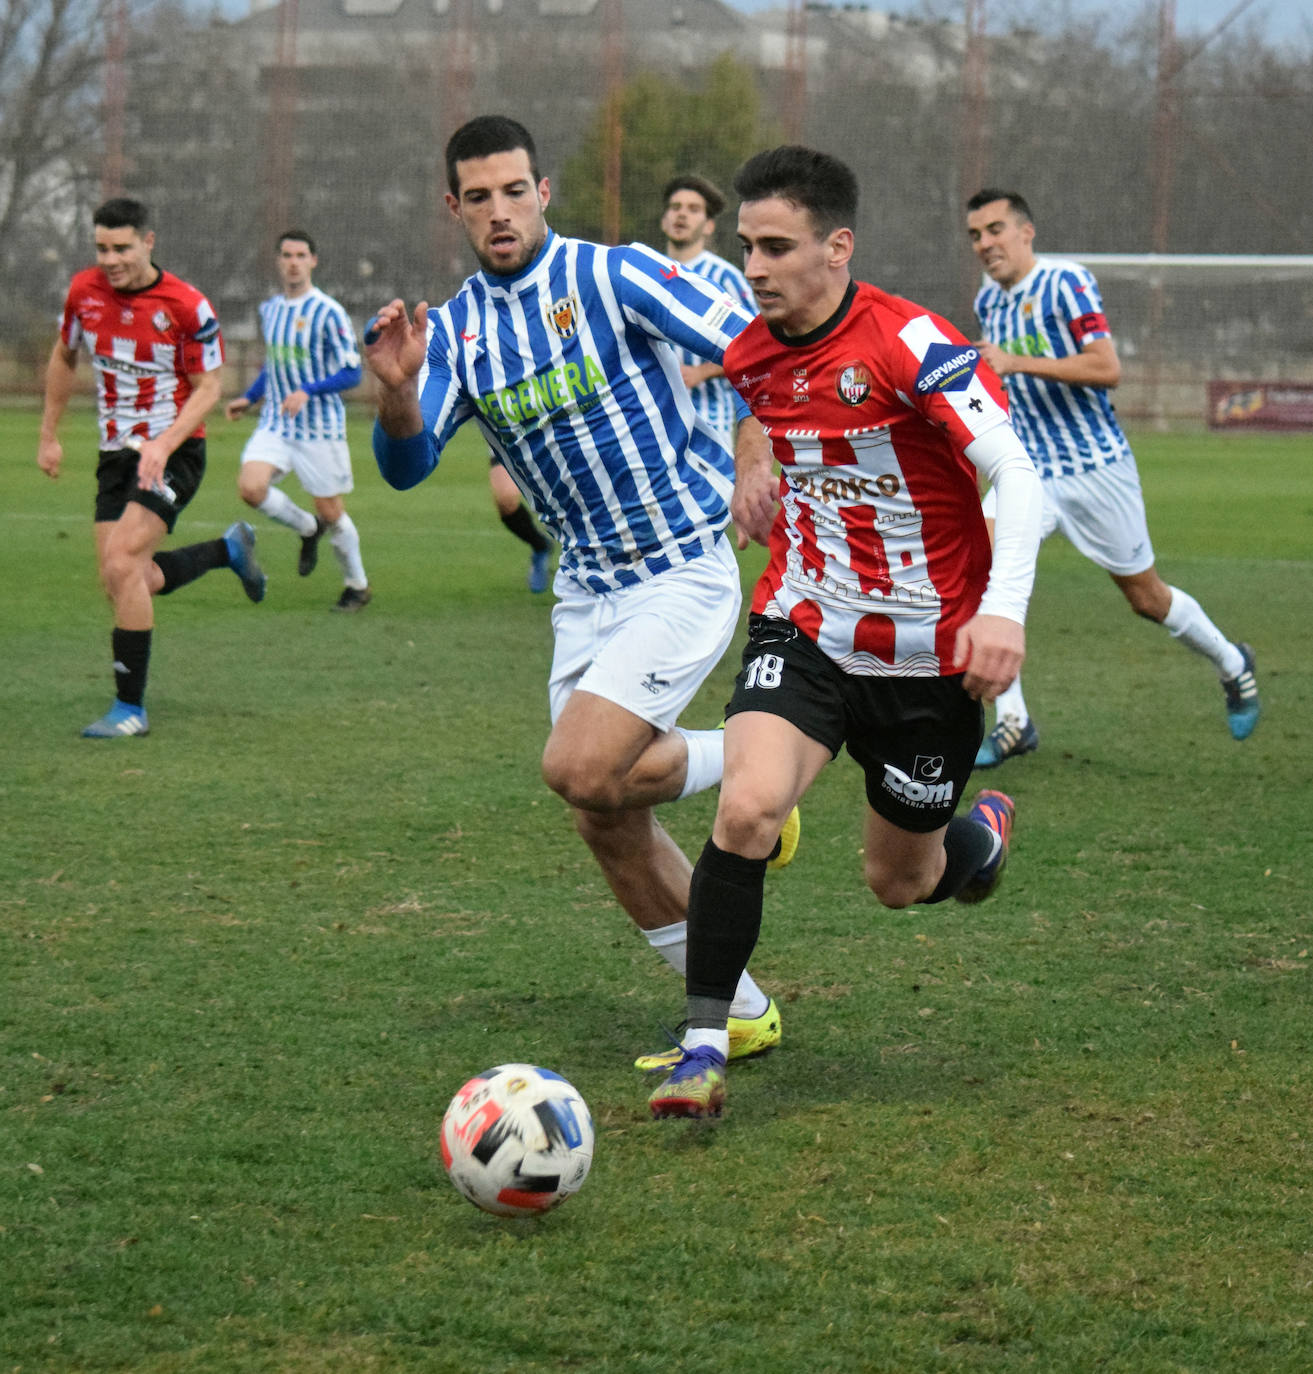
[440,1064,594,1218]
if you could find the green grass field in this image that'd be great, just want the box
[3,404,1311,1372]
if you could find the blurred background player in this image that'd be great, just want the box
[225,229,372,612]
[367,116,795,1068]
[659,174,756,454]
[965,189,1258,764]
[37,197,265,738]
[488,451,553,593]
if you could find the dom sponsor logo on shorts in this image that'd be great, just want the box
[882,755,954,808]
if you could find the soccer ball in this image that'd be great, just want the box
[440,1064,594,1218]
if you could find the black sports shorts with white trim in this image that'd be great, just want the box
[725,613,985,834]
[94,436,206,533]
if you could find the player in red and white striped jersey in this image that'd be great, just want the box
[650,146,1044,1120]
[37,198,266,738]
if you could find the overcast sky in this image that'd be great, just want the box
[723,0,1313,43]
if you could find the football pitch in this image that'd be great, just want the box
[3,403,1310,1372]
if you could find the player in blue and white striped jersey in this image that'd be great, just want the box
[965,190,1258,757]
[659,174,757,453]
[226,230,372,611]
[369,117,792,1064]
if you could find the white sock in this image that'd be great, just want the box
[684,1027,729,1060]
[258,487,317,537]
[1162,586,1242,678]
[675,727,724,800]
[992,676,1028,728]
[644,922,768,1020]
[329,513,368,588]
[644,921,687,974]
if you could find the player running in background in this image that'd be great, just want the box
[37,197,266,738]
[366,115,795,1066]
[648,146,1043,1120]
[226,229,372,612]
[488,451,553,593]
[965,190,1259,764]
[659,174,756,454]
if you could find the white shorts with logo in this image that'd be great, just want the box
[240,427,354,499]
[547,535,742,731]
[984,456,1154,577]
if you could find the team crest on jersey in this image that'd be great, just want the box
[836,362,872,406]
[915,342,979,395]
[120,309,134,325]
[547,293,579,340]
[792,367,810,403]
[152,310,171,334]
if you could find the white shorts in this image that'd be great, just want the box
[240,428,354,499]
[984,457,1154,577]
[547,536,742,731]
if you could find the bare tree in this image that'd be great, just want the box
[0,0,110,359]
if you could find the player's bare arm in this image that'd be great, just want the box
[730,416,777,549]
[224,396,251,421]
[976,335,1121,389]
[136,368,222,489]
[953,613,1025,703]
[364,299,429,435]
[281,389,310,418]
[680,361,724,390]
[37,341,79,479]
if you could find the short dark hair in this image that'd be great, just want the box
[278,228,317,255]
[662,174,725,220]
[93,198,151,233]
[733,146,857,238]
[446,115,540,194]
[966,188,1033,224]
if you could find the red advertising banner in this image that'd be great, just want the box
[1208,381,1313,430]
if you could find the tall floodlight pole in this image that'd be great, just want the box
[437,0,474,280]
[1146,0,1177,426]
[103,0,128,198]
[958,0,988,319]
[264,0,300,246]
[601,0,624,245]
[784,0,806,142]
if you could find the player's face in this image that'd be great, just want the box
[967,200,1036,290]
[737,196,853,337]
[94,224,155,292]
[662,191,712,251]
[277,239,317,294]
[446,149,551,276]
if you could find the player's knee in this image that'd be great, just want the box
[713,790,783,861]
[541,747,625,812]
[862,854,929,910]
[237,471,267,507]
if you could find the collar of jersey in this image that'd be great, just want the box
[767,277,858,348]
[1002,259,1045,297]
[475,230,562,298]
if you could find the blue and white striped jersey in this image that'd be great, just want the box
[394,231,756,594]
[675,249,756,449]
[974,257,1132,478]
[251,287,361,442]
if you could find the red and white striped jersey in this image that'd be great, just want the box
[724,280,1012,676]
[59,266,224,449]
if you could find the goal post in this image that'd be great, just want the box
[1050,253,1313,428]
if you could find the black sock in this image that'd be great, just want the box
[153,538,229,595]
[111,627,151,708]
[923,815,996,904]
[685,839,768,1029]
[500,504,550,554]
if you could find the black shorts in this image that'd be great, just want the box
[94,437,206,533]
[725,614,985,834]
